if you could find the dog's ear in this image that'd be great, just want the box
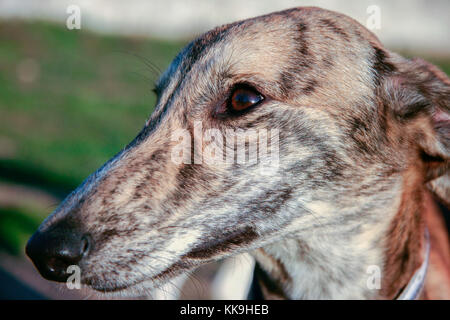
[382,57,449,206]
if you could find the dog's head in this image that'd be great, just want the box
[26,7,449,294]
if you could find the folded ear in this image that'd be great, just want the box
[382,57,449,206]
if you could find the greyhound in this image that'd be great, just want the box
[26,7,450,299]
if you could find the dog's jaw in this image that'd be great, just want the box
[252,170,448,300]
[252,193,402,299]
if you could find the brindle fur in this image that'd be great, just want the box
[31,7,450,299]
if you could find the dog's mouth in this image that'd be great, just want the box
[88,281,137,293]
[84,259,195,294]
[84,227,259,293]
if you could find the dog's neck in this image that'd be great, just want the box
[252,172,430,300]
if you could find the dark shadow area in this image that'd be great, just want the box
[0,159,78,199]
[437,201,450,234]
[0,267,46,299]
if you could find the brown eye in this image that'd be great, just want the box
[230,87,264,112]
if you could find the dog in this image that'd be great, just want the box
[26,7,449,299]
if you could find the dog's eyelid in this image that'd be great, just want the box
[228,83,265,98]
[229,81,263,93]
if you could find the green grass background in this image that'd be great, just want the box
[0,20,449,255]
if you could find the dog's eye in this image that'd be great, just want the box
[229,87,264,112]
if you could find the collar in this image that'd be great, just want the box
[247,229,431,300]
[396,228,430,300]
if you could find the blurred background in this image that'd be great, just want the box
[0,0,449,299]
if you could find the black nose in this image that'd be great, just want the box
[25,222,91,283]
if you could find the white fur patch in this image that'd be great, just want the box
[211,253,255,299]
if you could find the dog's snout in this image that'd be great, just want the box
[26,223,91,283]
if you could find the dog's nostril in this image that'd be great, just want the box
[80,235,91,257]
[47,256,69,275]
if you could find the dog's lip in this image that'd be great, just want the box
[86,279,145,293]
[86,232,254,292]
[89,282,136,293]
[85,261,189,293]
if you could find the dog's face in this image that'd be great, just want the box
[27,7,449,294]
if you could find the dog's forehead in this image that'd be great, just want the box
[156,14,298,91]
[155,7,382,106]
